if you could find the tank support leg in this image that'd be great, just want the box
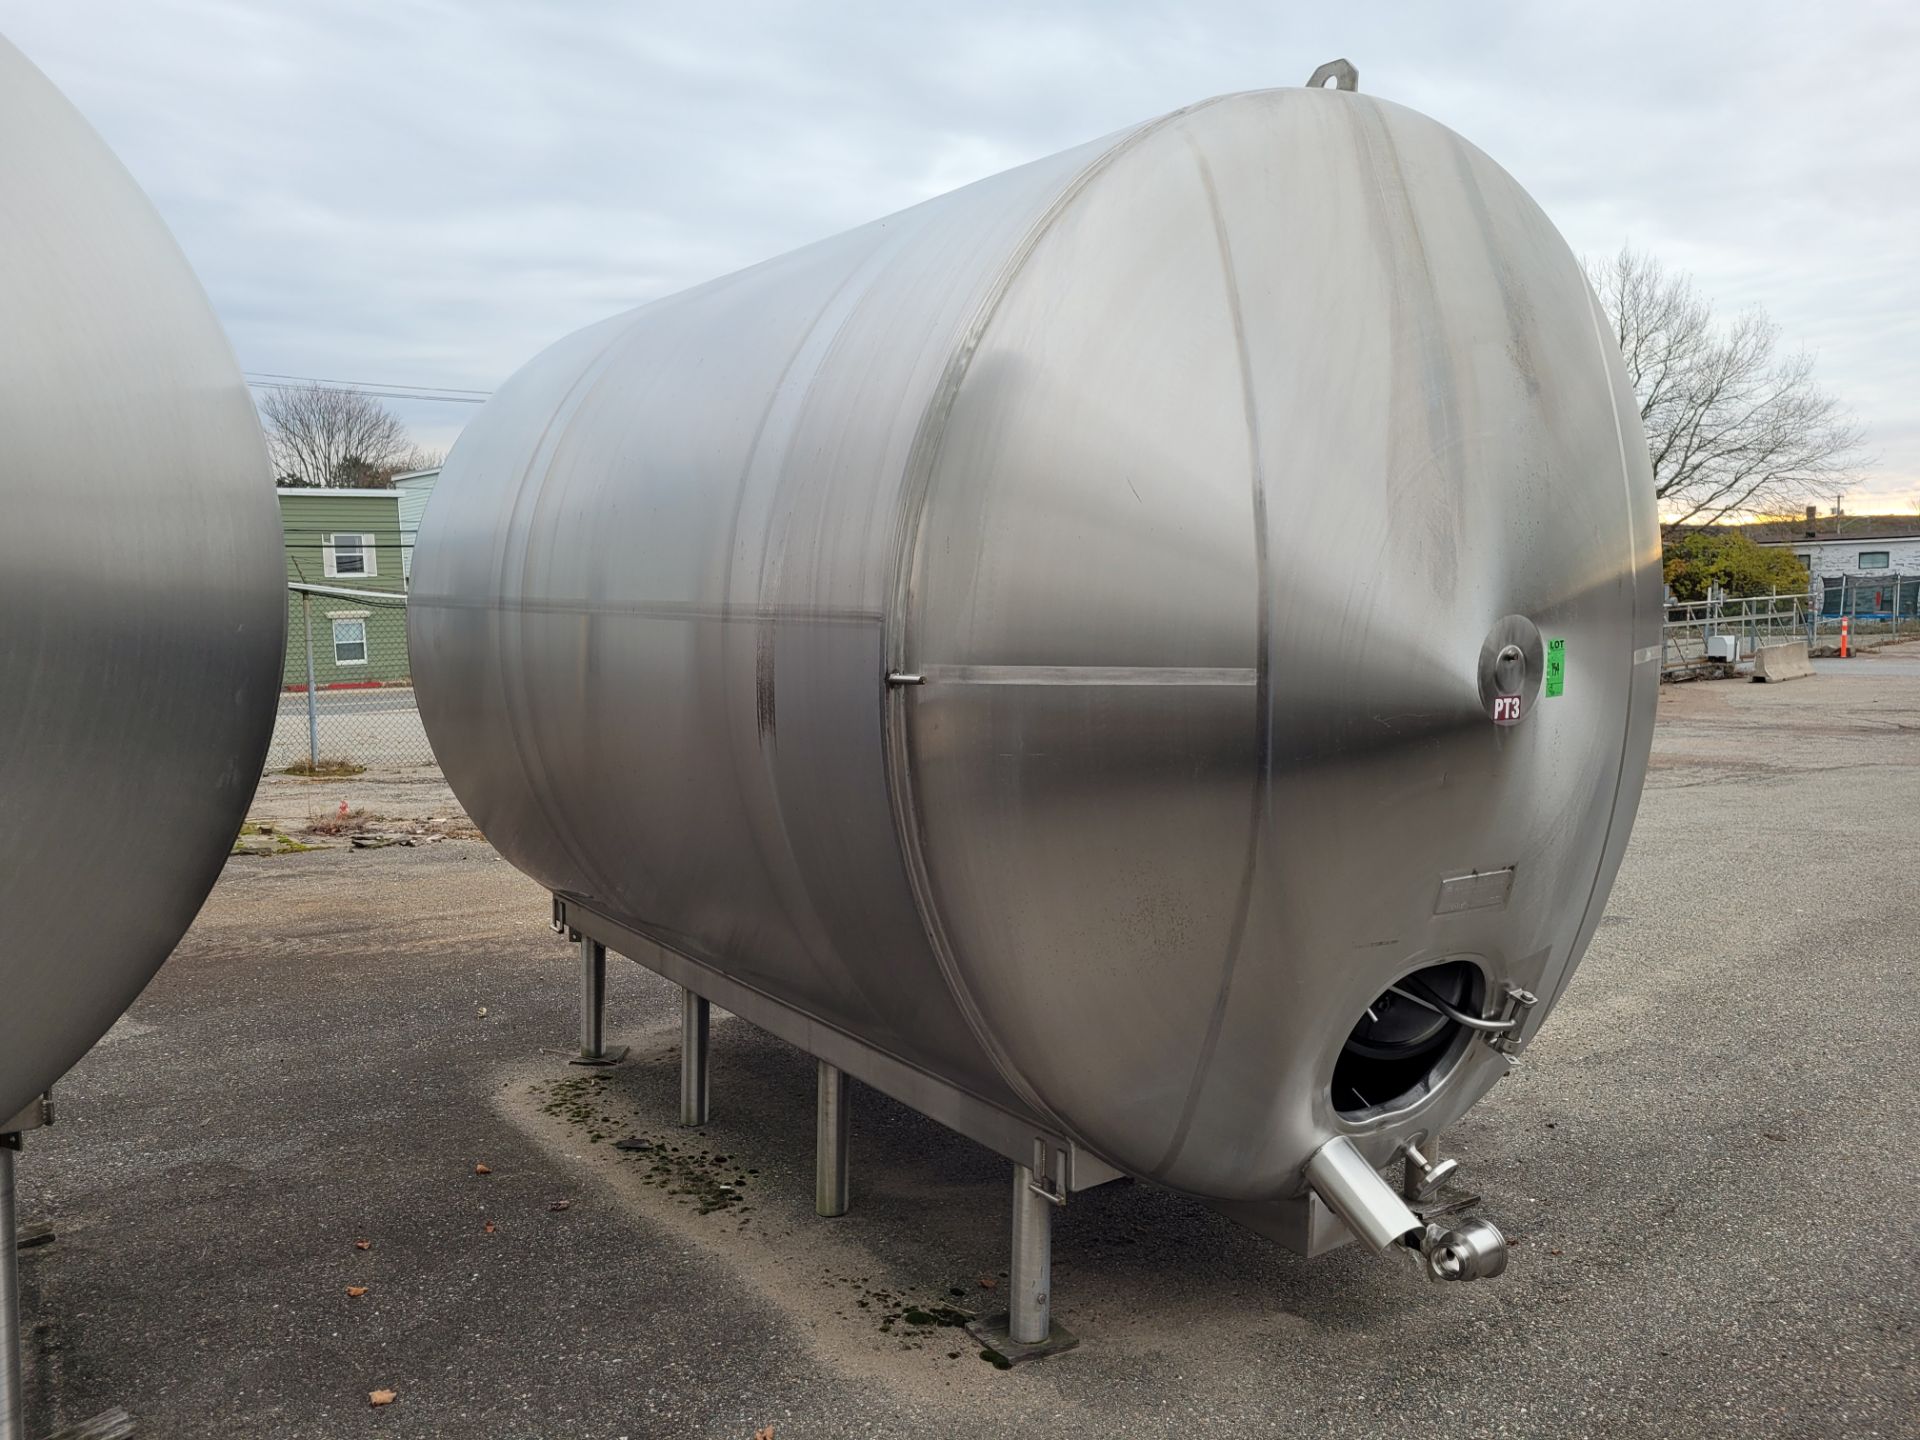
[570,937,627,1066]
[965,1161,1077,1362]
[815,1062,849,1217]
[2,1141,21,1440]
[1009,1163,1052,1344]
[679,990,710,1127]
[1,1100,134,1440]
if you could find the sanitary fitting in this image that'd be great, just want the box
[1412,1218,1509,1282]
[1305,1135,1509,1283]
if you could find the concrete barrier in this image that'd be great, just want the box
[1753,639,1813,682]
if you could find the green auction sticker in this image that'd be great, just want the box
[1545,637,1566,697]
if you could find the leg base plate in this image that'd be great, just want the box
[569,1046,628,1068]
[964,1312,1079,1366]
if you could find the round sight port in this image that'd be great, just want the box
[1331,960,1480,1117]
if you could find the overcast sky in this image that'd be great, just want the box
[10,2,1917,507]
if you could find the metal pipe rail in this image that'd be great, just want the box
[1661,589,1816,670]
[285,581,408,604]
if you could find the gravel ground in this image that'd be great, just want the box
[14,666,1919,1438]
[245,768,466,837]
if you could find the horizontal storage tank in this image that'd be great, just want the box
[412,81,1659,1213]
[0,39,285,1125]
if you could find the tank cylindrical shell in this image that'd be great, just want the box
[412,87,1660,1200]
[0,40,285,1122]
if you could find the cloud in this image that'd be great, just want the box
[8,0,1915,497]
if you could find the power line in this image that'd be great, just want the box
[250,381,486,405]
[246,371,492,405]
[247,370,491,397]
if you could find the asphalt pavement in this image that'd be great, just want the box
[1814,653,1920,678]
[14,665,1920,1438]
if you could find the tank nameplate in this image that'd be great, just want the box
[1434,869,1515,915]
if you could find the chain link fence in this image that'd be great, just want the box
[1818,574,1920,625]
[267,583,438,777]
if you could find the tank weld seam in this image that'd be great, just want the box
[1142,120,1277,1183]
[486,319,642,908]
[728,238,945,1036]
[1540,283,1660,1018]
[408,594,883,624]
[880,92,1252,1137]
[916,663,1258,687]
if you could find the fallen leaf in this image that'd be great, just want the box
[369,1390,396,1407]
[354,1240,372,1251]
[753,1428,775,1440]
[977,1274,998,1290]
[549,1199,571,1212]
[474,1163,492,1175]
[483,1221,496,1235]
[346,1286,368,1298]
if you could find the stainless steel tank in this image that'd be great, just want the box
[0,39,285,1124]
[412,82,1659,1213]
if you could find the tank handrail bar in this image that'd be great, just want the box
[1386,978,1520,1033]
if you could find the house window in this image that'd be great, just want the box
[332,618,368,665]
[1795,553,1812,569]
[323,533,377,578]
[1858,551,1890,570]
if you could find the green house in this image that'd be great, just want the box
[277,476,437,688]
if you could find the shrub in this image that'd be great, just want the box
[1663,531,1808,602]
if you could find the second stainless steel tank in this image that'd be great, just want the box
[412,82,1660,1205]
[0,37,285,1125]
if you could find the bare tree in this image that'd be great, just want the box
[328,446,446,489]
[259,383,431,489]
[387,445,445,477]
[1588,247,1864,529]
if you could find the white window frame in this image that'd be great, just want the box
[322,532,378,579]
[330,614,369,667]
[1857,550,1891,571]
